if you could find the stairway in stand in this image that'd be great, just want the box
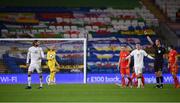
[141,0,167,22]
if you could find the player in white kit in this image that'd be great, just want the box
[125,44,154,88]
[26,40,44,89]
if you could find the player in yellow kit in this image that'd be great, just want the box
[47,46,60,85]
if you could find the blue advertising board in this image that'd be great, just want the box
[0,73,179,84]
[0,74,84,84]
[87,74,180,84]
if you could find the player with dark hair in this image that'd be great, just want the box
[147,36,166,88]
[26,40,44,89]
[168,45,180,88]
[125,44,154,88]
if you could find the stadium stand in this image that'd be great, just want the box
[141,0,180,40]
[0,60,8,73]
[0,40,84,73]
[0,0,179,74]
[155,0,180,22]
[0,6,157,38]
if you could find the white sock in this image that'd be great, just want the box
[138,78,142,88]
[40,77,43,87]
[28,76,31,87]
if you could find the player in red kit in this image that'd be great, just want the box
[118,45,132,88]
[168,45,180,88]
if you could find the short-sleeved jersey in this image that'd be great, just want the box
[119,51,129,68]
[153,44,165,62]
[168,49,177,64]
[47,50,56,62]
[130,49,148,67]
[26,46,44,64]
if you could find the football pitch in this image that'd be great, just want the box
[0,84,180,102]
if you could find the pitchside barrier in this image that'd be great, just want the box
[0,73,179,84]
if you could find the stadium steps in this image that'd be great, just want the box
[0,60,8,73]
[141,0,167,22]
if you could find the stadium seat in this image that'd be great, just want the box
[64,26,71,31]
[85,25,92,31]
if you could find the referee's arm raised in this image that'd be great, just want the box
[146,36,154,45]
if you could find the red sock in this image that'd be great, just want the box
[142,75,145,86]
[127,77,132,86]
[131,73,136,80]
[122,77,125,86]
[134,80,138,87]
[174,76,179,87]
[131,73,137,87]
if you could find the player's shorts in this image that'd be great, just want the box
[134,66,143,75]
[28,63,42,73]
[154,61,163,72]
[120,68,130,75]
[169,63,178,74]
[48,61,56,72]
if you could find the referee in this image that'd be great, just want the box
[147,36,166,88]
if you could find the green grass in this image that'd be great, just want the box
[0,84,180,102]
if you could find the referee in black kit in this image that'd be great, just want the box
[147,36,166,88]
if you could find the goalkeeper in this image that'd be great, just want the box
[47,46,60,85]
